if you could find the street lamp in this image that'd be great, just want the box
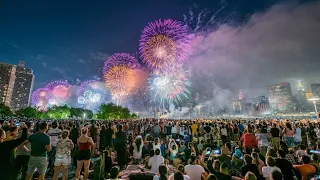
[308,98,320,117]
[83,112,86,119]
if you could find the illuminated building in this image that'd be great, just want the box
[311,84,320,98]
[232,100,242,114]
[306,92,313,100]
[267,82,293,112]
[0,63,16,107]
[239,89,243,100]
[10,61,35,110]
[297,80,306,101]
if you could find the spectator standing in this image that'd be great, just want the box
[241,128,257,154]
[270,123,280,150]
[47,121,62,173]
[53,130,74,180]
[114,125,127,169]
[0,122,28,180]
[75,128,94,180]
[105,123,114,148]
[25,122,51,180]
[282,122,294,148]
[14,122,32,180]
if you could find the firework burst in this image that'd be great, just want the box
[77,80,108,111]
[139,19,192,70]
[103,53,141,105]
[45,80,72,106]
[149,67,190,104]
[31,88,49,110]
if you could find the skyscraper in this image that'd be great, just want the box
[0,63,16,107]
[311,84,320,98]
[267,82,293,112]
[10,61,35,110]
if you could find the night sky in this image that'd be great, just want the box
[1,0,319,99]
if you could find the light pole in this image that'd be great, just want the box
[308,98,320,117]
[83,112,86,119]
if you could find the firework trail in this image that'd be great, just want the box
[139,19,192,70]
[183,3,233,34]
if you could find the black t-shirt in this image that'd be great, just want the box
[105,128,114,140]
[212,170,232,180]
[240,164,261,179]
[270,127,280,138]
[276,158,294,180]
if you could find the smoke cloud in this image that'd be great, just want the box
[185,1,320,111]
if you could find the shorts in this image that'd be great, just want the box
[77,150,91,161]
[54,156,71,166]
[27,156,48,175]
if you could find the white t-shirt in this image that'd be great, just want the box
[262,166,281,179]
[47,128,62,147]
[168,174,191,180]
[185,164,205,180]
[221,128,228,136]
[148,155,164,173]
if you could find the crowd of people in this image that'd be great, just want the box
[1,117,320,180]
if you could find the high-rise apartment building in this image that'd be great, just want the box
[10,61,34,110]
[311,84,320,98]
[267,82,293,112]
[0,63,16,106]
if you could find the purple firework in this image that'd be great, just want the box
[139,19,192,70]
[45,80,70,90]
[77,80,99,97]
[103,53,141,74]
[31,88,49,108]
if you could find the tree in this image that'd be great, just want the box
[15,107,39,118]
[70,107,93,119]
[96,103,133,120]
[0,103,13,116]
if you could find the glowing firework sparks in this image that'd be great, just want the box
[139,19,192,70]
[31,88,49,110]
[77,80,108,111]
[45,80,71,106]
[149,67,190,104]
[103,53,141,105]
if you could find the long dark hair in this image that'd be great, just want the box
[135,138,142,152]
[158,165,167,180]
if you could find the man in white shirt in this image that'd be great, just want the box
[148,149,164,173]
[185,154,208,180]
[47,121,62,173]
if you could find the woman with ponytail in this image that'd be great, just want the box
[153,164,168,180]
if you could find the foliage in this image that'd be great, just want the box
[96,103,135,120]
[46,105,71,119]
[0,103,13,116]
[15,107,40,118]
[70,107,93,119]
